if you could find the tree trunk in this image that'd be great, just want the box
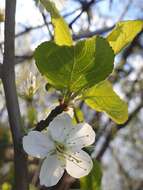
[2,0,29,189]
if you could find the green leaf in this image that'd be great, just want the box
[40,0,73,46]
[107,20,143,54]
[83,80,128,124]
[80,160,102,190]
[34,36,114,93]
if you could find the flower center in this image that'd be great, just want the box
[55,142,65,154]
[55,142,88,171]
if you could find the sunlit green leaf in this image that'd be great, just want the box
[34,36,114,93]
[107,20,143,54]
[80,160,102,190]
[40,0,73,46]
[83,80,128,124]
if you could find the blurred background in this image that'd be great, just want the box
[0,0,143,189]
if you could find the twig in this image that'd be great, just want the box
[34,104,68,131]
[73,26,114,40]
[117,0,133,21]
[40,11,53,39]
[69,0,104,28]
[0,23,46,46]
[95,102,143,160]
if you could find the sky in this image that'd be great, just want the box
[1,0,142,27]
[1,0,142,43]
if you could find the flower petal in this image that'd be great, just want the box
[64,107,74,118]
[65,150,93,178]
[23,131,54,158]
[66,123,95,150]
[40,155,64,187]
[49,113,73,142]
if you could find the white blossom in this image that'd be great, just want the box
[23,113,95,187]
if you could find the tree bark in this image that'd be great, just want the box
[2,0,29,190]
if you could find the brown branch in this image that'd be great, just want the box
[0,23,46,46]
[69,0,104,28]
[73,26,114,40]
[117,0,133,21]
[2,0,29,190]
[69,0,96,27]
[15,54,33,63]
[34,104,68,131]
